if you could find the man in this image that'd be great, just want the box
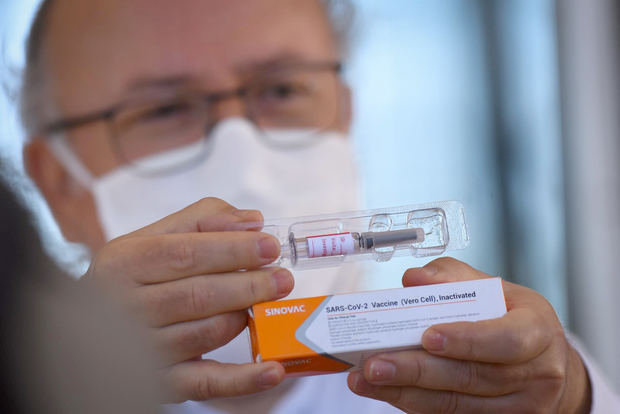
[19,0,616,412]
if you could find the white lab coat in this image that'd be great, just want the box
[569,335,620,413]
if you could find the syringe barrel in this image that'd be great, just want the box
[360,228,425,249]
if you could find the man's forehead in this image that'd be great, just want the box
[45,0,337,109]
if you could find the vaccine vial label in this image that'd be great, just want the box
[306,232,356,258]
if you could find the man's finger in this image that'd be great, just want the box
[348,371,515,414]
[421,307,557,364]
[154,312,248,365]
[137,268,294,327]
[362,350,527,396]
[163,359,285,402]
[402,257,489,288]
[91,231,281,284]
[125,197,264,237]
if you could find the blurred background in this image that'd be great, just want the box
[1,0,619,391]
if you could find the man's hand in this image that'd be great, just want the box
[83,198,294,403]
[347,257,592,414]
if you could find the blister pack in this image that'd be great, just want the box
[255,200,469,270]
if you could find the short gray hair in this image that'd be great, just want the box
[19,0,355,137]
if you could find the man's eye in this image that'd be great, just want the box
[258,82,306,102]
[138,101,194,123]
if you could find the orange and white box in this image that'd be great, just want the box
[248,278,507,376]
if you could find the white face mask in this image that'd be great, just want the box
[50,117,364,364]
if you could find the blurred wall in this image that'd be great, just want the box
[347,1,507,297]
[347,0,569,327]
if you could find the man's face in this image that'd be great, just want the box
[27,0,347,249]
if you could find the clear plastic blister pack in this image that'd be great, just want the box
[255,201,469,270]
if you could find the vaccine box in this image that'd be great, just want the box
[248,278,507,376]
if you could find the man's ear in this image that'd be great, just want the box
[24,138,82,203]
[23,138,103,249]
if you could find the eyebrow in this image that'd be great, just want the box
[123,52,336,94]
[125,75,197,92]
[236,52,328,73]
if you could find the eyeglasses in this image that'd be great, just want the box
[44,61,343,174]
